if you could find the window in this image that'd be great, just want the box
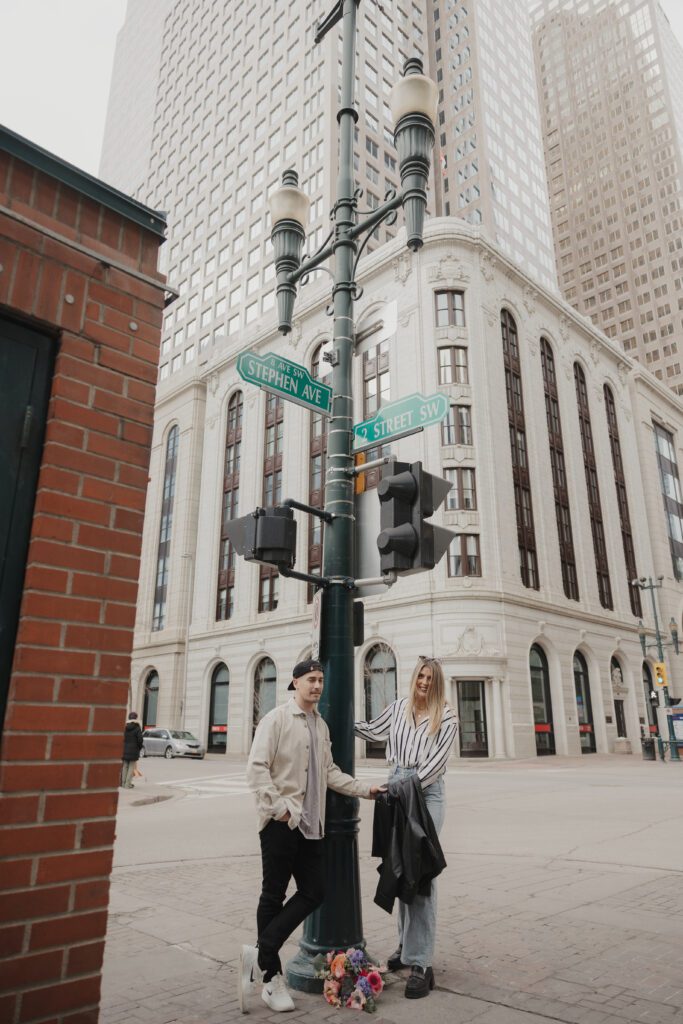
[359,330,391,489]
[502,311,539,590]
[529,645,555,756]
[207,664,229,753]
[540,339,578,601]
[216,392,243,621]
[152,426,179,630]
[308,344,329,594]
[363,644,397,758]
[448,534,481,577]
[653,422,683,579]
[575,364,613,608]
[142,671,159,728]
[252,657,276,737]
[435,290,465,327]
[259,394,284,611]
[604,386,641,616]
[573,651,596,753]
[438,346,468,385]
[445,467,476,510]
[441,404,472,446]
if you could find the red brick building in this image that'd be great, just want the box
[0,126,167,1024]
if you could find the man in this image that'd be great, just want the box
[121,711,143,788]
[240,658,384,1013]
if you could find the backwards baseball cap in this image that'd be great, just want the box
[288,658,324,690]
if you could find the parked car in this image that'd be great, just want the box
[142,728,205,759]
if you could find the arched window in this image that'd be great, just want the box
[604,385,641,617]
[574,365,612,609]
[143,671,159,728]
[217,392,243,620]
[363,644,397,758]
[502,310,539,589]
[573,651,596,753]
[253,657,277,736]
[610,656,627,738]
[308,344,329,598]
[529,645,555,755]
[259,395,283,612]
[152,425,179,630]
[208,664,230,753]
[540,338,578,600]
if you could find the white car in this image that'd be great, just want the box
[142,728,205,759]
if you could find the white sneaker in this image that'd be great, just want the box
[238,944,260,1013]
[262,973,295,1012]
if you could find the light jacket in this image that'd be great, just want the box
[246,698,373,834]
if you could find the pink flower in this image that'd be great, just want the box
[330,953,347,979]
[324,979,341,1007]
[366,970,383,994]
[346,988,366,1010]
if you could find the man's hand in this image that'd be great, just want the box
[278,810,291,822]
[369,785,388,799]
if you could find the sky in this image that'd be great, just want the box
[0,0,682,180]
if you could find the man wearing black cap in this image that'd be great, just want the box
[240,658,384,1013]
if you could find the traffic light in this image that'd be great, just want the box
[376,461,455,575]
[654,661,667,688]
[223,506,297,569]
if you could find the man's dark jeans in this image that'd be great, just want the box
[256,818,325,981]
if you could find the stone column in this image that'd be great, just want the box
[490,676,507,759]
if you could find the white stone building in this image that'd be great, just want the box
[131,219,683,760]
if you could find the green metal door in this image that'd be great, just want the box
[0,317,55,733]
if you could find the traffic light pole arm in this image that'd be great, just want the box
[279,566,330,589]
[283,497,334,524]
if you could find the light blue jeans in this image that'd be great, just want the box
[390,766,445,969]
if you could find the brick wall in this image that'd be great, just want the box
[0,144,166,1024]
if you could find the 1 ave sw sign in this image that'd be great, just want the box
[237,350,332,416]
[353,392,449,450]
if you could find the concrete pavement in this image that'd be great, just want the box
[101,754,683,1024]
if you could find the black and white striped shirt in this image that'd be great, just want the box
[355,698,458,789]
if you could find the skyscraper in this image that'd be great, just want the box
[428,0,558,290]
[530,0,683,391]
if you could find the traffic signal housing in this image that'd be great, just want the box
[653,661,667,688]
[377,461,455,575]
[223,506,297,569]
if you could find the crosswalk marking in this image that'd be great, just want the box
[159,763,576,800]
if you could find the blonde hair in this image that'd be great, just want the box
[405,657,447,735]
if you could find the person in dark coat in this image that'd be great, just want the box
[121,711,144,789]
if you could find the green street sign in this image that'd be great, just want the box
[353,392,449,450]
[237,350,332,416]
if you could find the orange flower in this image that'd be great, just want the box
[330,953,347,979]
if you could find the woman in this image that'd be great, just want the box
[355,656,457,999]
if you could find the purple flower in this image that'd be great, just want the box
[357,976,372,998]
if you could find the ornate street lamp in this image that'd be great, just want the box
[265,0,437,991]
[390,57,438,251]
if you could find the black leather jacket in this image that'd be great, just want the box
[371,774,446,913]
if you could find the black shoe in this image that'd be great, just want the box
[404,966,435,999]
[387,947,407,971]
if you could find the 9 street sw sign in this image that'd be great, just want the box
[353,392,449,450]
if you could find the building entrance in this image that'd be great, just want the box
[457,680,488,757]
[573,652,596,753]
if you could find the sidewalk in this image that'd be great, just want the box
[101,757,683,1024]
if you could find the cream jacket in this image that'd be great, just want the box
[246,698,373,834]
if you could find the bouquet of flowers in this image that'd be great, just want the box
[313,947,384,1012]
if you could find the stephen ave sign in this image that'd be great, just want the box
[237,350,332,416]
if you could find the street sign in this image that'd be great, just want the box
[353,392,449,450]
[237,350,332,416]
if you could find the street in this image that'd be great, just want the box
[102,755,683,1024]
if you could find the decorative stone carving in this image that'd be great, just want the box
[482,304,499,328]
[393,253,412,284]
[209,371,220,396]
[398,307,416,327]
[523,285,537,316]
[445,626,501,658]
[291,320,303,348]
[559,315,570,342]
[589,338,601,365]
[428,254,470,284]
[611,664,627,695]
[479,250,496,282]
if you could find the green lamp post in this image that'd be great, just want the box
[634,576,681,761]
[267,0,437,991]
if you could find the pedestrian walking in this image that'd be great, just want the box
[354,656,457,999]
[120,711,143,789]
[240,658,385,1013]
